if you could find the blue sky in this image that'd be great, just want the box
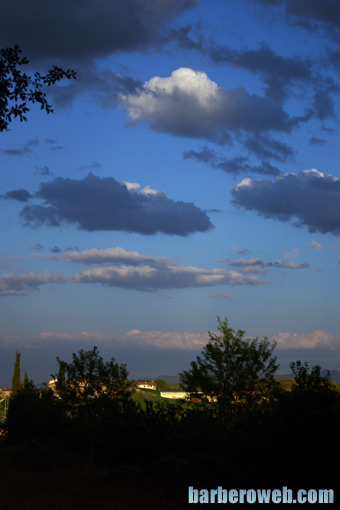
[1,0,339,385]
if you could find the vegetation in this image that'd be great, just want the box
[180,317,278,419]
[0,45,76,131]
[1,319,339,508]
[11,350,21,397]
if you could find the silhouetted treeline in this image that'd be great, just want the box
[3,370,340,494]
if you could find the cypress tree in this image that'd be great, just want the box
[23,370,30,390]
[11,351,21,397]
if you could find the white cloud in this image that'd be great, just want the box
[4,327,340,352]
[4,247,266,293]
[120,181,141,192]
[71,263,263,290]
[272,330,340,350]
[33,247,170,267]
[310,240,323,250]
[1,329,210,350]
[140,185,163,196]
[120,67,293,143]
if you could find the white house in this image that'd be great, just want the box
[136,381,157,391]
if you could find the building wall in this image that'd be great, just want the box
[160,391,189,399]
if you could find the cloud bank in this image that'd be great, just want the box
[273,330,340,350]
[2,327,339,352]
[1,247,265,295]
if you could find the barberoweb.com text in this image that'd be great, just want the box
[188,486,334,504]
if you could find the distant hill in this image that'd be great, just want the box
[277,369,340,383]
[321,369,340,383]
[152,371,340,384]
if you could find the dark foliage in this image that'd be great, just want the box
[11,350,21,397]
[4,347,340,503]
[0,45,76,131]
[180,317,279,421]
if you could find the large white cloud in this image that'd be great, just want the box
[121,67,294,143]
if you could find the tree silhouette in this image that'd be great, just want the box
[180,317,278,420]
[11,351,21,397]
[0,45,76,131]
[22,370,30,390]
[52,346,130,459]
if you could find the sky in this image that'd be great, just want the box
[0,0,339,386]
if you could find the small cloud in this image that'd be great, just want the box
[283,249,299,259]
[126,329,142,335]
[228,257,317,273]
[308,137,327,146]
[232,246,249,254]
[79,162,101,171]
[310,240,323,250]
[1,189,33,202]
[48,245,79,254]
[49,246,63,254]
[184,146,280,177]
[30,244,44,250]
[35,166,53,176]
[0,139,39,157]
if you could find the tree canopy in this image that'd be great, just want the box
[0,45,76,132]
[53,346,130,407]
[180,317,278,418]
